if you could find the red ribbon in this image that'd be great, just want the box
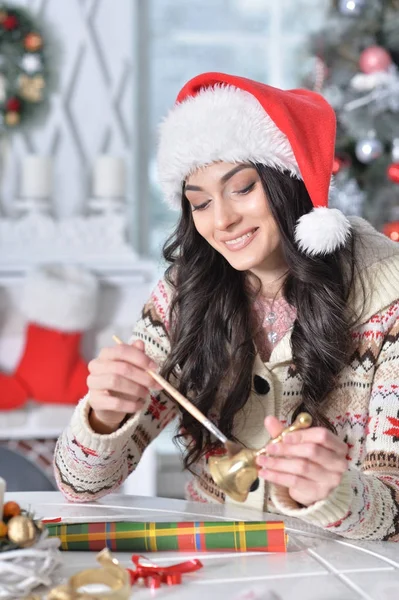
[128,554,203,588]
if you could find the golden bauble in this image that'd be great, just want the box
[0,11,7,23]
[19,74,45,102]
[0,520,8,537]
[3,500,21,519]
[7,515,37,548]
[5,111,20,126]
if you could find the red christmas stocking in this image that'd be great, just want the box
[0,265,98,410]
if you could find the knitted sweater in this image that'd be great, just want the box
[55,218,399,541]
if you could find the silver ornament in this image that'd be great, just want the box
[338,0,365,15]
[355,136,383,163]
[329,174,365,216]
[392,139,399,162]
[20,53,42,74]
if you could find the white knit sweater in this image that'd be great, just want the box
[55,218,399,541]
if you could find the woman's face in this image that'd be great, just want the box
[185,162,284,273]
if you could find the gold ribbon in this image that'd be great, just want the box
[46,549,131,600]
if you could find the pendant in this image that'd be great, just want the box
[268,331,278,344]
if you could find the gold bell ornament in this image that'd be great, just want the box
[209,413,312,503]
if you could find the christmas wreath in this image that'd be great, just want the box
[0,3,54,131]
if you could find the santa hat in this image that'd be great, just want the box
[157,72,351,256]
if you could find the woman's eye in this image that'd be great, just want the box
[236,182,256,195]
[191,200,211,212]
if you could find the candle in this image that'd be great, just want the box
[21,155,53,198]
[93,155,125,198]
[0,476,5,520]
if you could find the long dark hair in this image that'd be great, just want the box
[161,164,362,469]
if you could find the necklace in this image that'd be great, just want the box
[254,296,297,349]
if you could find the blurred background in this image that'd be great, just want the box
[0,0,398,497]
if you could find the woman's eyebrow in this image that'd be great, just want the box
[185,164,253,192]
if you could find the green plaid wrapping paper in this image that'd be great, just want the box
[46,521,287,553]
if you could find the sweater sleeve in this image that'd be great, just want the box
[54,278,178,502]
[271,300,399,541]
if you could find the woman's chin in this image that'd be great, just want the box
[225,253,265,272]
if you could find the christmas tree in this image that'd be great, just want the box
[304,0,399,241]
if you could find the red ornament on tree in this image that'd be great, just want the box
[6,97,21,113]
[387,163,399,184]
[332,154,351,175]
[2,15,18,30]
[383,222,399,242]
[359,46,392,74]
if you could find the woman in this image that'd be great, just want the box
[55,72,399,541]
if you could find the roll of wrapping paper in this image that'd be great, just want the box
[46,520,287,553]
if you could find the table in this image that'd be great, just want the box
[6,492,399,600]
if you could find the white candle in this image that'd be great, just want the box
[93,155,125,198]
[21,155,53,198]
[0,476,5,520]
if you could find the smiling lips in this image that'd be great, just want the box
[222,228,259,251]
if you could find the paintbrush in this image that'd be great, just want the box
[112,335,229,446]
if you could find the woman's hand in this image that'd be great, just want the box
[256,416,348,507]
[87,340,162,434]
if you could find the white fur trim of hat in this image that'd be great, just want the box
[21,265,99,332]
[157,85,301,209]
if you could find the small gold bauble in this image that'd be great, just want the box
[5,111,20,126]
[0,521,8,538]
[0,11,7,23]
[7,515,37,548]
[19,74,45,102]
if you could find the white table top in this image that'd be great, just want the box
[6,492,399,600]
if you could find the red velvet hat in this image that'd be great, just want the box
[157,72,351,256]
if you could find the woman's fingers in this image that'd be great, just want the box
[89,391,145,415]
[262,442,348,473]
[282,427,348,456]
[87,373,150,400]
[264,415,285,439]
[98,343,158,371]
[257,454,345,482]
[88,358,159,390]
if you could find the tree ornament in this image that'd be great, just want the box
[3,14,18,30]
[338,0,365,15]
[383,221,399,241]
[355,134,383,163]
[7,514,37,547]
[0,521,8,538]
[359,46,392,74]
[5,111,20,126]
[6,96,21,112]
[24,32,43,52]
[332,155,351,174]
[387,163,399,184]
[3,501,21,519]
[19,74,45,102]
[392,139,399,163]
[0,10,7,23]
[20,53,42,73]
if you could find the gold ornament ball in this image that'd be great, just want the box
[0,521,8,538]
[0,11,7,23]
[5,111,20,127]
[24,32,43,52]
[7,515,37,548]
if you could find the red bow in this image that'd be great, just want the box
[128,554,203,589]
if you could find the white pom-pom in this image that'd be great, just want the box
[295,207,351,256]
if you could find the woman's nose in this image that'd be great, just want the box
[214,200,239,230]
